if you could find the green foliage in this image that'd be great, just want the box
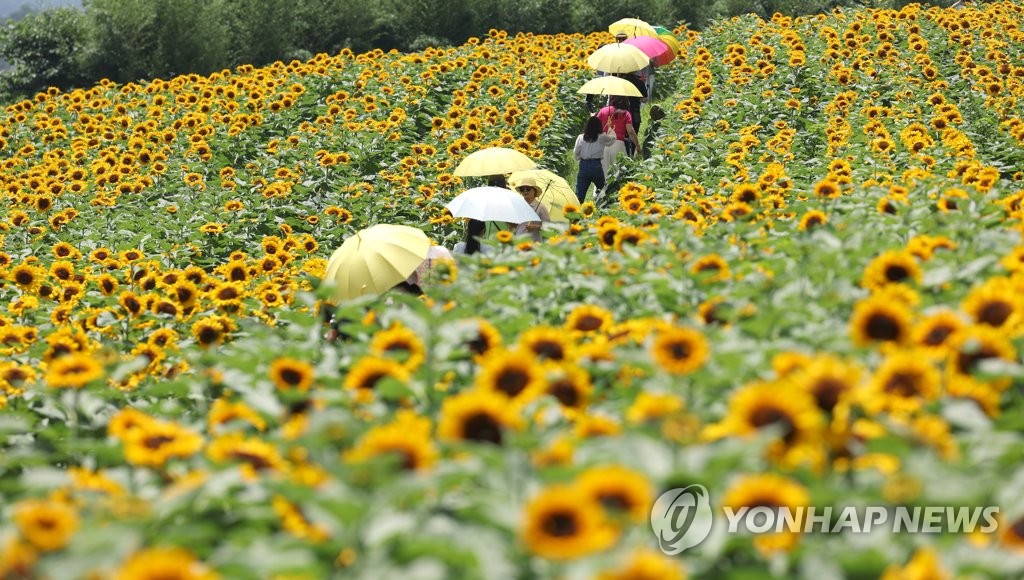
[0,7,88,96]
[0,0,973,101]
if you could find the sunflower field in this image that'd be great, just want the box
[2,2,1024,578]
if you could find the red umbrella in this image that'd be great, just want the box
[623,36,673,67]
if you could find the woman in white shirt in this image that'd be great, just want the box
[573,115,616,203]
[513,177,551,242]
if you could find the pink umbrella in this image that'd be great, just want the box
[623,36,673,67]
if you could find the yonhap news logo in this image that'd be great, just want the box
[650,484,714,555]
[651,485,1000,555]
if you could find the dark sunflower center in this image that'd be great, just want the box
[463,412,502,445]
[384,341,411,353]
[883,371,922,397]
[749,407,796,442]
[467,334,490,355]
[495,369,529,397]
[217,288,239,301]
[14,271,34,285]
[574,315,603,332]
[866,313,902,341]
[1011,518,1024,540]
[812,378,847,412]
[532,340,564,361]
[600,228,618,246]
[197,327,222,344]
[549,381,580,407]
[977,301,1012,327]
[280,368,303,386]
[923,324,954,346]
[884,265,909,283]
[358,372,386,390]
[668,340,691,360]
[231,451,273,470]
[144,435,175,449]
[542,511,578,537]
[598,493,630,512]
[956,347,996,376]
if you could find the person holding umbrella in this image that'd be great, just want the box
[613,71,648,156]
[573,115,615,202]
[512,177,551,242]
[597,96,641,174]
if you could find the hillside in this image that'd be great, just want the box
[1,2,1024,578]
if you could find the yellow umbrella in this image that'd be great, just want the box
[658,33,681,57]
[508,169,577,222]
[608,18,659,38]
[587,43,650,74]
[578,76,643,98]
[453,146,537,177]
[323,224,430,302]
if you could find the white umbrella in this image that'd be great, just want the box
[445,187,541,223]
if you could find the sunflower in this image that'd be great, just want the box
[880,548,949,580]
[651,326,709,375]
[813,178,841,199]
[798,210,828,230]
[114,547,218,580]
[122,420,203,467]
[170,280,199,307]
[565,304,614,334]
[864,350,942,415]
[207,398,266,433]
[960,277,1023,332]
[118,291,145,317]
[190,316,234,348]
[861,250,922,289]
[613,227,649,251]
[145,328,179,350]
[520,484,617,561]
[709,380,823,447]
[945,325,1017,390]
[911,310,966,355]
[597,223,621,249]
[789,355,863,413]
[720,473,810,554]
[576,465,653,524]
[10,263,43,292]
[268,357,314,391]
[369,324,426,371]
[474,349,546,402]
[518,326,575,362]
[1000,514,1024,553]
[206,433,286,479]
[95,273,120,296]
[463,318,502,358]
[13,499,79,552]
[545,364,592,410]
[596,549,686,580]
[626,392,685,424]
[344,411,437,471]
[849,295,912,346]
[44,353,103,389]
[771,351,812,377]
[342,357,411,402]
[438,388,521,445]
[690,254,730,282]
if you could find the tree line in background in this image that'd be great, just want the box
[0,0,968,102]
